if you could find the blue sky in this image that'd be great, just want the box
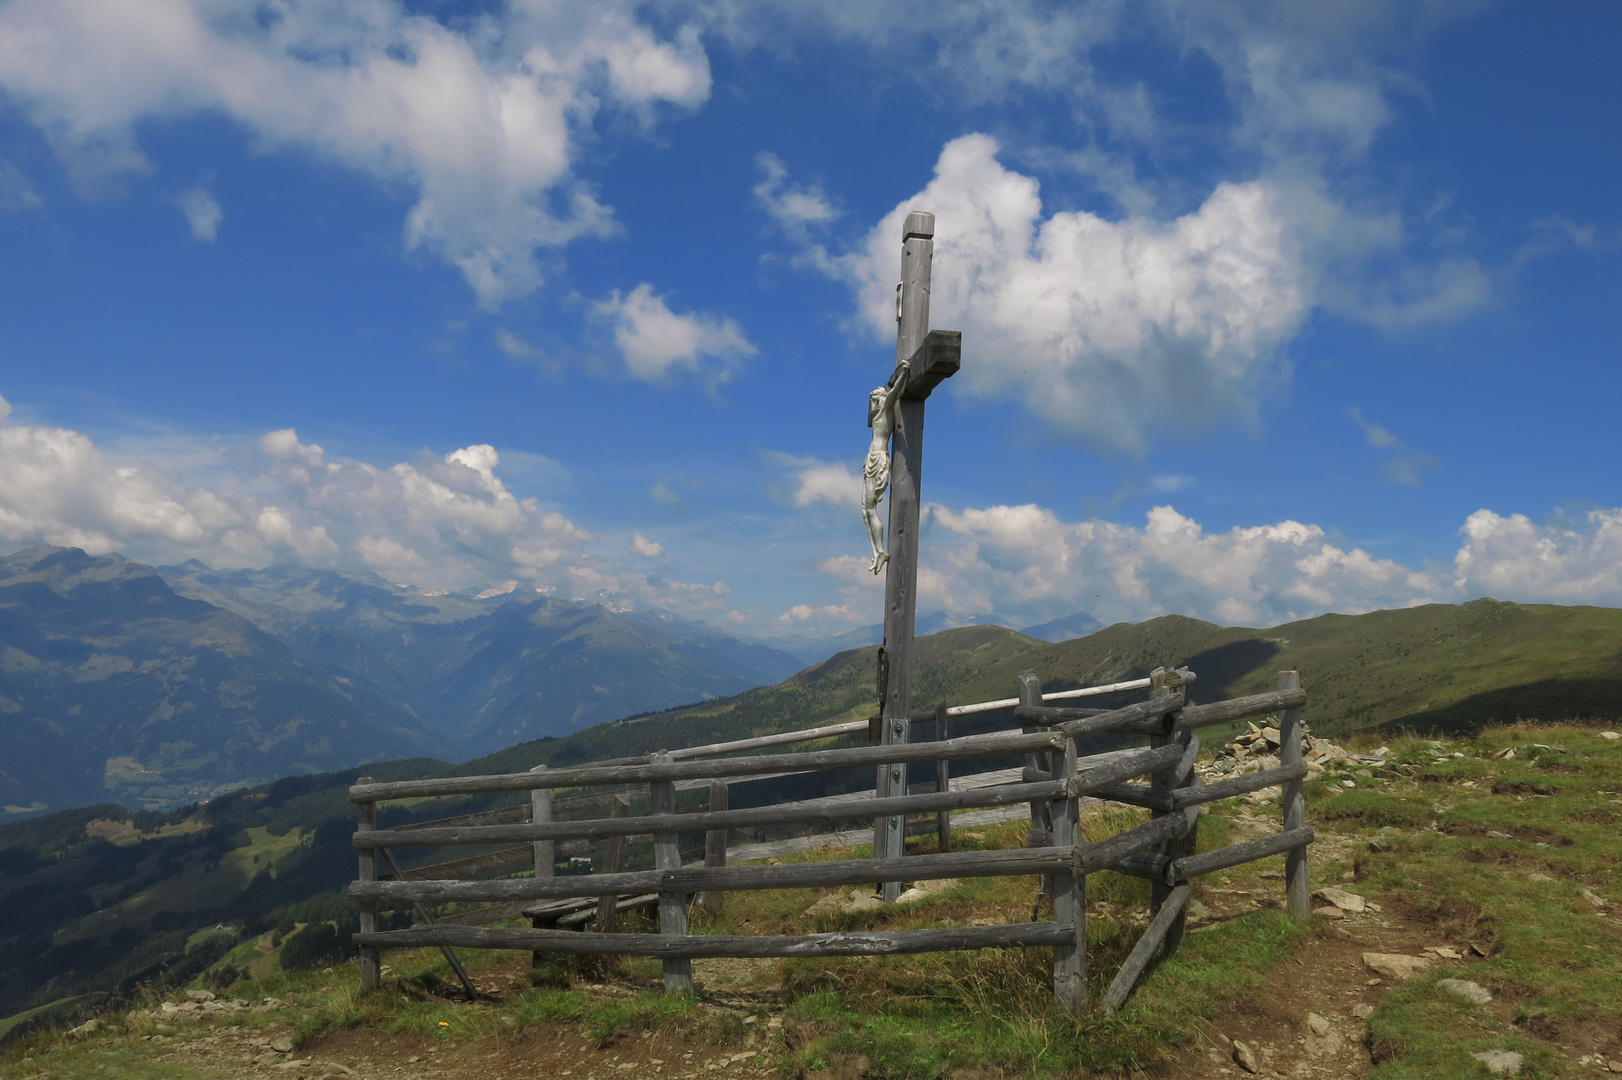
[1,0,1620,642]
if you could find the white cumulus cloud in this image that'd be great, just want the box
[594,283,756,384]
[0,0,711,305]
[0,392,729,615]
[1454,508,1622,607]
[846,134,1308,452]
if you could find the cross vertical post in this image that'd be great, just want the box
[874,210,960,901]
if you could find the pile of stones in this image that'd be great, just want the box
[1199,720,1392,794]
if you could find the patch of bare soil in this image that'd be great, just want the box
[1150,895,1438,1079]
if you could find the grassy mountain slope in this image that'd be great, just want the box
[471,599,1622,775]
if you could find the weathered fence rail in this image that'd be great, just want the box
[350,667,1312,1012]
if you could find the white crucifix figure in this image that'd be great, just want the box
[861,358,911,575]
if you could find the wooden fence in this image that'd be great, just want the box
[348,668,1311,1013]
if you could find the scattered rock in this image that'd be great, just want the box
[1352,1003,1374,1020]
[1426,945,1464,960]
[894,878,958,904]
[270,1036,296,1054]
[1305,1013,1330,1036]
[1362,953,1431,981]
[1580,889,1609,909]
[1313,886,1367,913]
[1599,732,1621,741]
[1232,1040,1261,1074]
[841,890,885,913]
[66,1018,103,1038]
[184,989,215,1002]
[1438,978,1492,1004]
[1527,873,1554,883]
[1186,898,1212,920]
[1471,1050,1524,1075]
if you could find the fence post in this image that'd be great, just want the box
[530,765,555,970]
[596,794,630,932]
[702,780,728,914]
[1050,727,1085,1013]
[1279,670,1311,919]
[935,702,951,854]
[651,752,695,993]
[1147,669,1181,921]
[355,778,380,990]
[1018,674,1053,911]
[1164,726,1198,955]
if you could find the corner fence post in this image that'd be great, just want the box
[530,765,555,970]
[1050,720,1085,1013]
[355,778,380,990]
[1279,670,1311,918]
[651,752,695,993]
[702,780,728,914]
[1146,670,1179,920]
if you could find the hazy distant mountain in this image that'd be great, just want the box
[0,547,446,817]
[155,561,805,755]
[1021,611,1106,642]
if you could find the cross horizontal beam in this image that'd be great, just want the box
[897,329,961,400]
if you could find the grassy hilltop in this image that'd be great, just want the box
[4,722,1620,1079]
[492,598,1622,772]
[3,597,1621,1059]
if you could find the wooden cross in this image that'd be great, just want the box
[874,211,960,899]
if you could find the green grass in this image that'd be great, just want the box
[9,720,1621,1080]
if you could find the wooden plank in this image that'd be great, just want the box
[1172,762,1308,808]
[651,753,693,993]
[531,765,554,882]
[1116,689,1308,735]
[899,329,961,399]
[1146,672,1179,944]
[1016,692,1183,730]
[351,846,1071,905]
[1074,813,1192,877]
[1018,674,1057,908]
[1278,671,1311,919]
[355,920,1071,959]
[354,780,1067,849]
[935,704,951,854]
[702,780,727,914]
[377,847,477,1000]
[1094,761,1309,812]
[564,894,657,929]
[349,726,1064,802]
[596,795,630,932]
[1070,744,1185,798]
[1101,883,1191,1014]
[1169,827,1315,881]
[355,781,380,990]
[1164,734,1199,955]
[946,675,1163,718]
[874,213,937,902]
[1105,851,1171,883]
[1050,732,1084,1014]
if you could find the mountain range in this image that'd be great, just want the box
[0,547,805,817]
